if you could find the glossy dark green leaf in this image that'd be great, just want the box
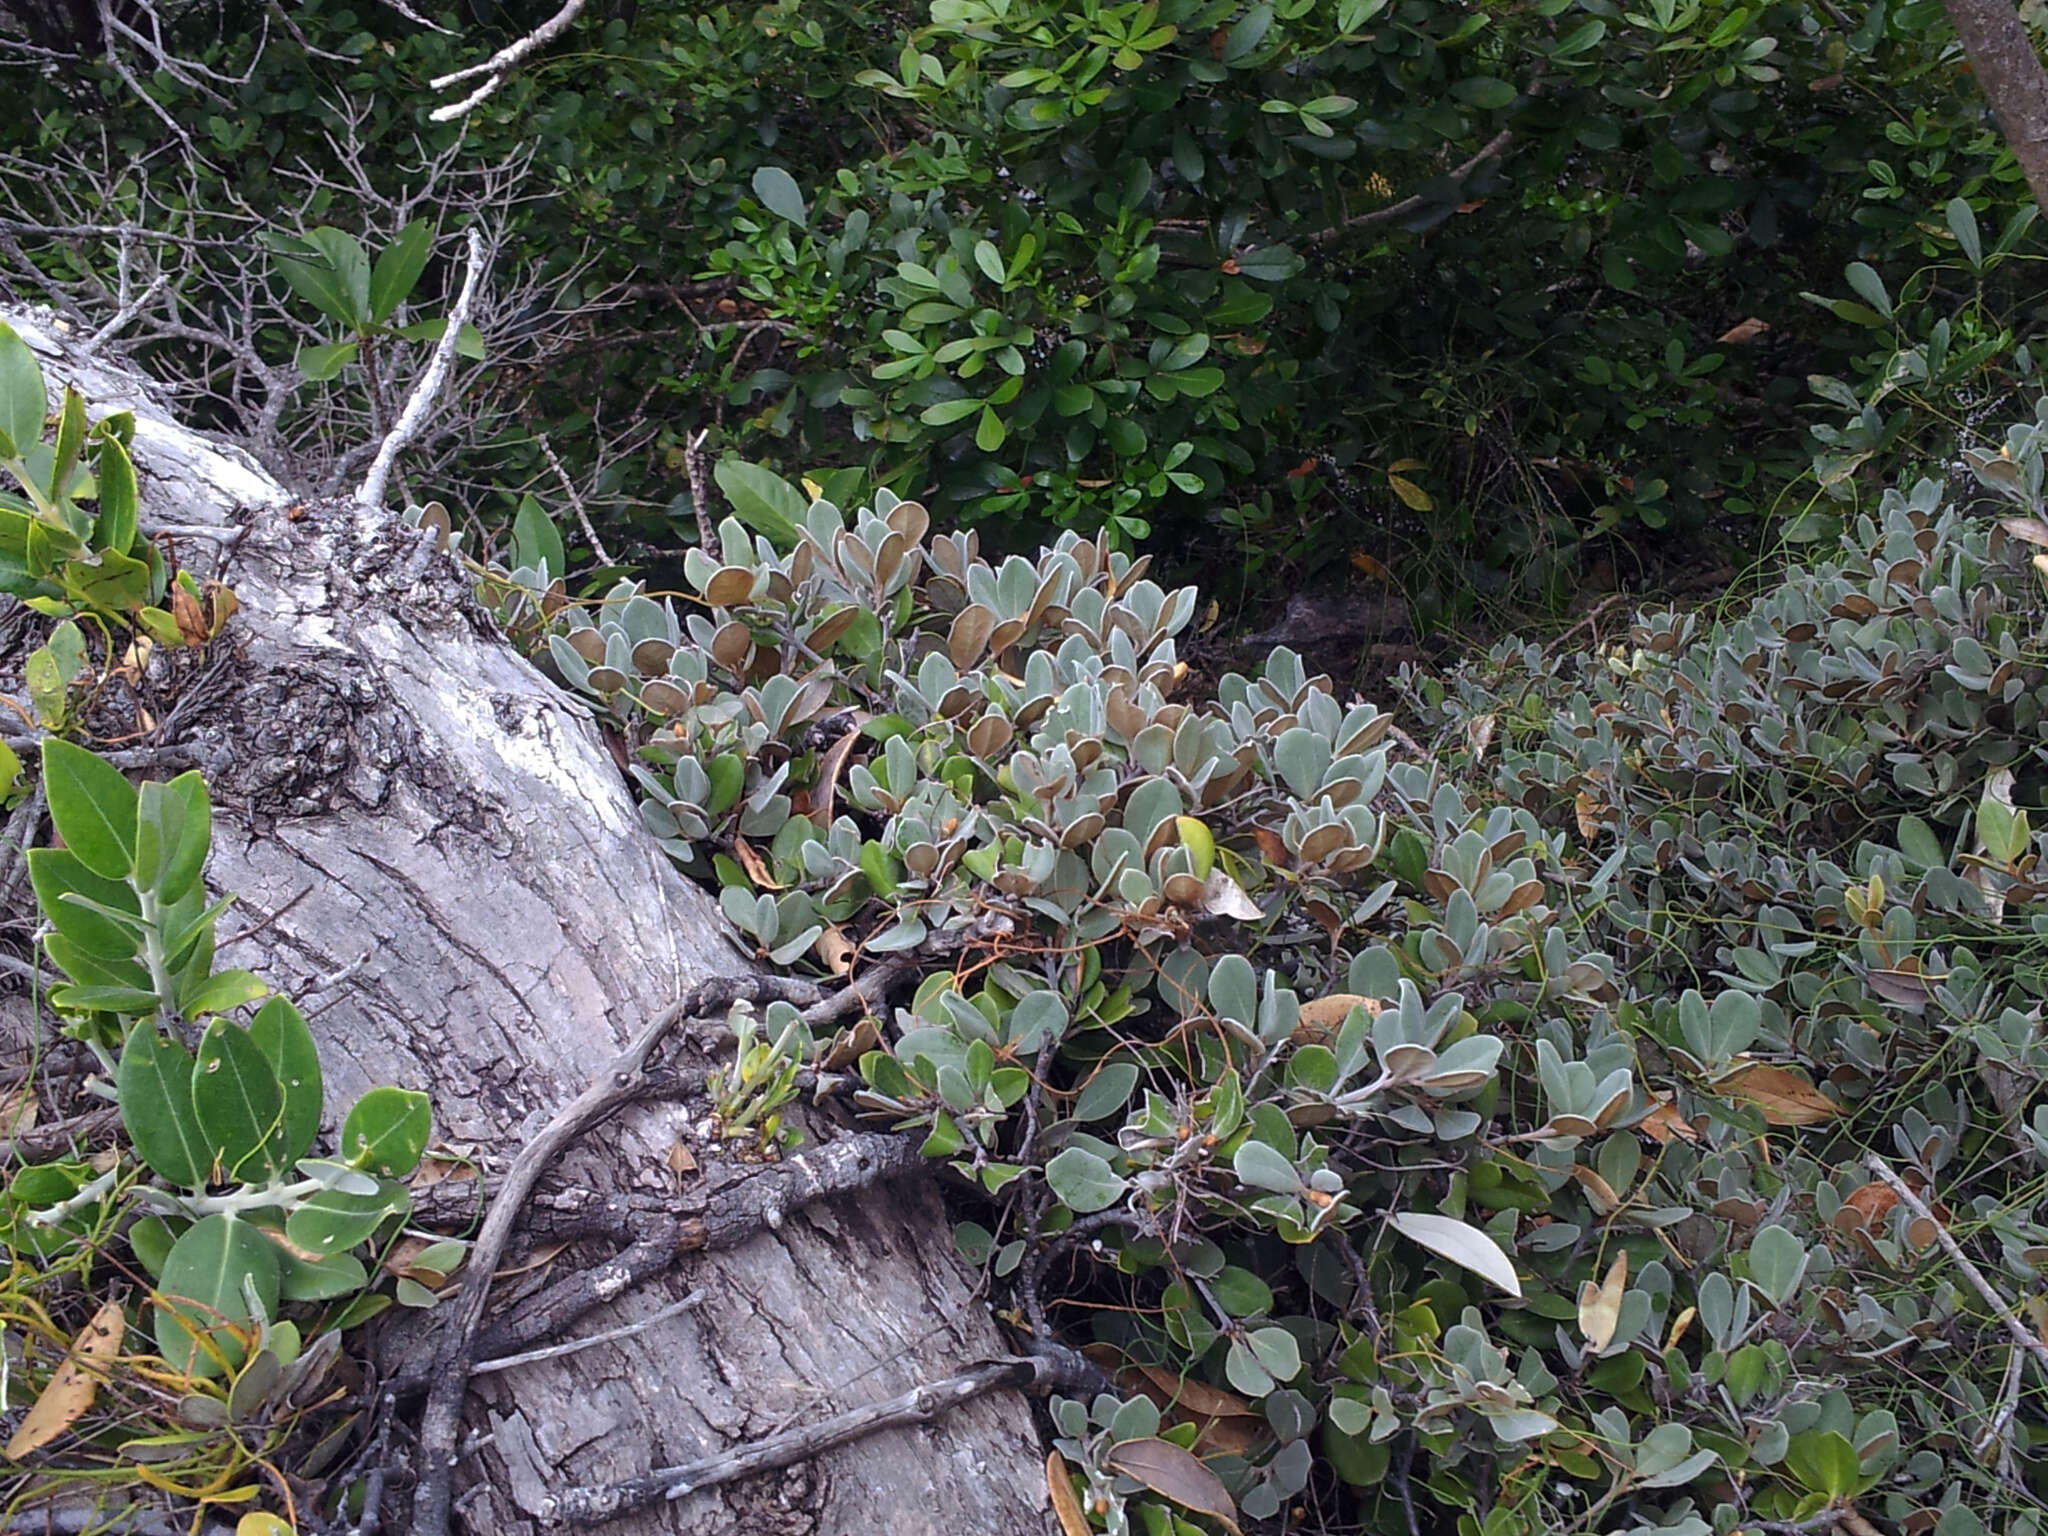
[181,968,268,1021]
[249,997,323,1167]
[94,432,138,557]
[285,1180,410,1258]
[191,1019,287,1183]
[118,1022,210,1188]
[340,1087,431,1177]
[276,1247,370,1303]
[41,738,137,880]
[0,320,45,462]
[368,218,434,324]
[28,846,142,962]
[153,1213,280,1377]
[134,772,210,904]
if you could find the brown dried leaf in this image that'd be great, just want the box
[1465,713,1497,764]
[1293,993,1381,1045]
[1104,1438,1242,1534]
[816,924,858,977]
[731,836,782,890]
[1573,791,1607,841]
[1636,1099,1701,1145]
[1999,515,2048,549]
[6,1299,126,1458]
[1717,317,1771,344]
[1569,1165,1624,1216]
[1720,1063,1844,1125]
[807,719,869,830]
[667,1141,699,1180]
[1046,1451,1091,1536]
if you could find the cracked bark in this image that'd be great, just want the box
[2,308,1052,1536]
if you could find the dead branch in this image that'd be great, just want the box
[537,1344,1104,1525]
[357,225,489,509]
[406,970,825,1536]
[427,0,587,123]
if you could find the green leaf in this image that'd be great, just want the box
[250,997,323,1167]
[1233,245,1302,283]
[182,969,270,1020]
[94,432,138,557]
[341,1087,432,1177]
[1947,198,1983,269]
[0,320,46,464]
[295,342,359,384]
[974,405,1006,452]
[1072,1062,1139,1122]
[711,459,806,549]
[276,1247,370,1303]
[285,1180,409,1258]
[1044,1145,1127,1213]
[134,772,211,904]
[511,494,566,579]
[1233,1139,1303,1193]
[369,219,435,324]
[67,546,155,613]
[118,1022,211,1188]
[1388,1211,1522,1297]
[154,1213,280,1377]
[1844,261,1892,319]
[1248,1324,1300,1381]
[1747,1222,1807,1306]
[191,1019,288,1183]
[28,846,142,962]
[268,228,372,329]
[1450,76,1519,109]
[42,737,138,880]
[1784,1429,1861,1498]
[919,397,984,427]
[752,165,809,226]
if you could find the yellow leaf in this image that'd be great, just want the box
[1046,1451,1091,1536]
[801,477,824,501]
[1665,1305,1696,1350]
[6,1299,127,1459]
[1175,816,1216,881]
[1386,458,1427,474]
[1577,1252,1627,1352]
[237,1517,298,1536]
[1387,474,1433,512]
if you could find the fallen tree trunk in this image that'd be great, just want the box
[1,308,1054,1535]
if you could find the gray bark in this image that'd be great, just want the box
[2,307,1052,1535]
[1945,0,2048,213]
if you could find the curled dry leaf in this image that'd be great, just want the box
[1578,1251,1628,1352]
[6,1298,127,1459]
[1104,1437,1242,1535]
[1716,316,1771,343]
[1196,869,1261,921]
[1636,1098,1701,1145]
[816,923,858,977]
[731,835,782,890]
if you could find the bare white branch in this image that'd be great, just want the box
[427,0,586,122]
[358,226,490,510]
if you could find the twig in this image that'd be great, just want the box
[357,227,489,511]
[407,972,822,1536]
[427,0,587,122]
[472,1290,706,1377]
[535,429,614,567]
[537,1346,1099,1525]
[1864,1153,2048,1379]
[1305,124,1519,247]
[684,427,720,561]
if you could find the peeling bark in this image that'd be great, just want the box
[2,308,1052,1535]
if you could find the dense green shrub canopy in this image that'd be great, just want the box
[5,0,2045,612]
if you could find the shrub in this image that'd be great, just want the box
[481,387,2048,1531]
